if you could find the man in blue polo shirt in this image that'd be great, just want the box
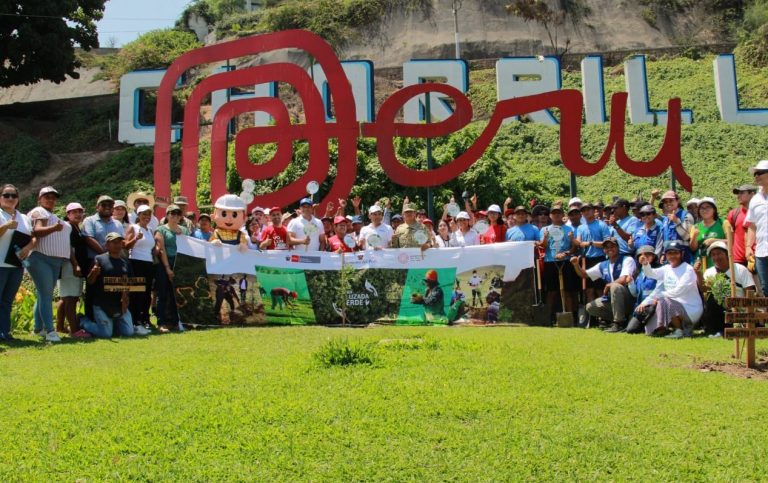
[608,199,641,256]
[506,205,541,242]
[576,202,612,306]
[83,195,124,319]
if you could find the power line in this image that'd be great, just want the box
[0,13,176,21]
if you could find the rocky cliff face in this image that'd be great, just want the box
[341,0,714,67]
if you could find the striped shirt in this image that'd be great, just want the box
[28,207,71,259]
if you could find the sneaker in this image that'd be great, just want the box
[34,329,46,338]
[604,323,625,333]
[71,329,92,339]
[708,332,722,338]
[665,328,684,339]
[45,331,61,342]
[134,325,150,336]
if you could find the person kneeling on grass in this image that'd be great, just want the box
[636,240,703,339]
[697,241,755,338]
[625,245,659,334]
[82,232,148,338]
[571,236,636,331]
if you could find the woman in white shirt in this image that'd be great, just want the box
[27,186,71,342]
[636,240,703,338]
[0,184,34,340]
[124,205,156,331]
[450,211,480,247]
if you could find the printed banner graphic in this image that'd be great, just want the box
[174,237,535,326]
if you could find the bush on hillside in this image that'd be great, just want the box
[0,136,49,186]
[97,29,201,83]
[735,23,768,69]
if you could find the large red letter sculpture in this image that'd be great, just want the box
[153,30,689,214]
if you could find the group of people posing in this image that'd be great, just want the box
[2,159,768,340]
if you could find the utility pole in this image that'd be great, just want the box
[452,0,462,59]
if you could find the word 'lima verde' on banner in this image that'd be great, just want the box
[172,236,535,327]
[131,31,695,215]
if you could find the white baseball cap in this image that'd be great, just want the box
[368,205,383,214]
[487,204,501,213]
[455,211,471,220]
[749,160,768,174]
[568,197,583,207]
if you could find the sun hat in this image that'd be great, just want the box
[38,186,59,198]
[660,190,678,201]
[127,191,155,209]
[173,195,189,206]
[635,245,656,258]
[733,184,757,194]
[707,240,729,256]
[698,197,717,209]
[65,202,83,212]
[749,160,768,174]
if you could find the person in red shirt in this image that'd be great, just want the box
[327,216,356,253]
[259,207,303,250]
[481,204,506,244]
[730,184,757,266]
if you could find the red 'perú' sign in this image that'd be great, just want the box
[153,30,688,214]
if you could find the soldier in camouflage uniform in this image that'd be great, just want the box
[390,202,431,249]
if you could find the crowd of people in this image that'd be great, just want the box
[1,159,767,341]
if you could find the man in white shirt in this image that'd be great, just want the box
[746,159,768,295]
[358,205,393,250]
[700,241,755,337]
[287,198,326,251]
[571,237,636,332]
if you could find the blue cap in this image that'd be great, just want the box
[663,240,685,253]
[351,215,363,224]
[299,197,313,206]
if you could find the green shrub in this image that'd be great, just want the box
[97,29,201,83]
[735,23,768,69]
[313,338,377,367]
[0,136,49,185]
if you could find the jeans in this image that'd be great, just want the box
[756,256,768,297]
[26,251,65,333]
[82,306,134,338]
[0,266,24,336]
[155,256,179,326]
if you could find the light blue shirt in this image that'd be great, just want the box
[505,224,541,242]
[576,219,611,258]
[83,214,124,258]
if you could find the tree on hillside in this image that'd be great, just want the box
[505,0,590,60]
[0,0,107,87]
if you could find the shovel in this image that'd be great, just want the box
[531,254,551,326]
[556,261,574,327]
[577,256,589,328]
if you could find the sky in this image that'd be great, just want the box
[96,0,193,47]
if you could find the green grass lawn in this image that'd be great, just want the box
[2,327,768,480]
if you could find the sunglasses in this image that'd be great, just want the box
[168,211,182,216]
[755,171,768,177]
[2,193,18,199]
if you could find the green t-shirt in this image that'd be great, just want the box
[156,224,189,258]
[694,218,725,268]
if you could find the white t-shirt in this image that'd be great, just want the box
[0,210,32,269]
[128,223,155,262]
[287,216,324,251]
[450,228,479,247]
[703,264,755,298]
[745,190,768,257]
[585,256,637,282]
[128,212,159,231]
[359,223,394,249]
[469,274,482,288]
[642,262,703,323]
